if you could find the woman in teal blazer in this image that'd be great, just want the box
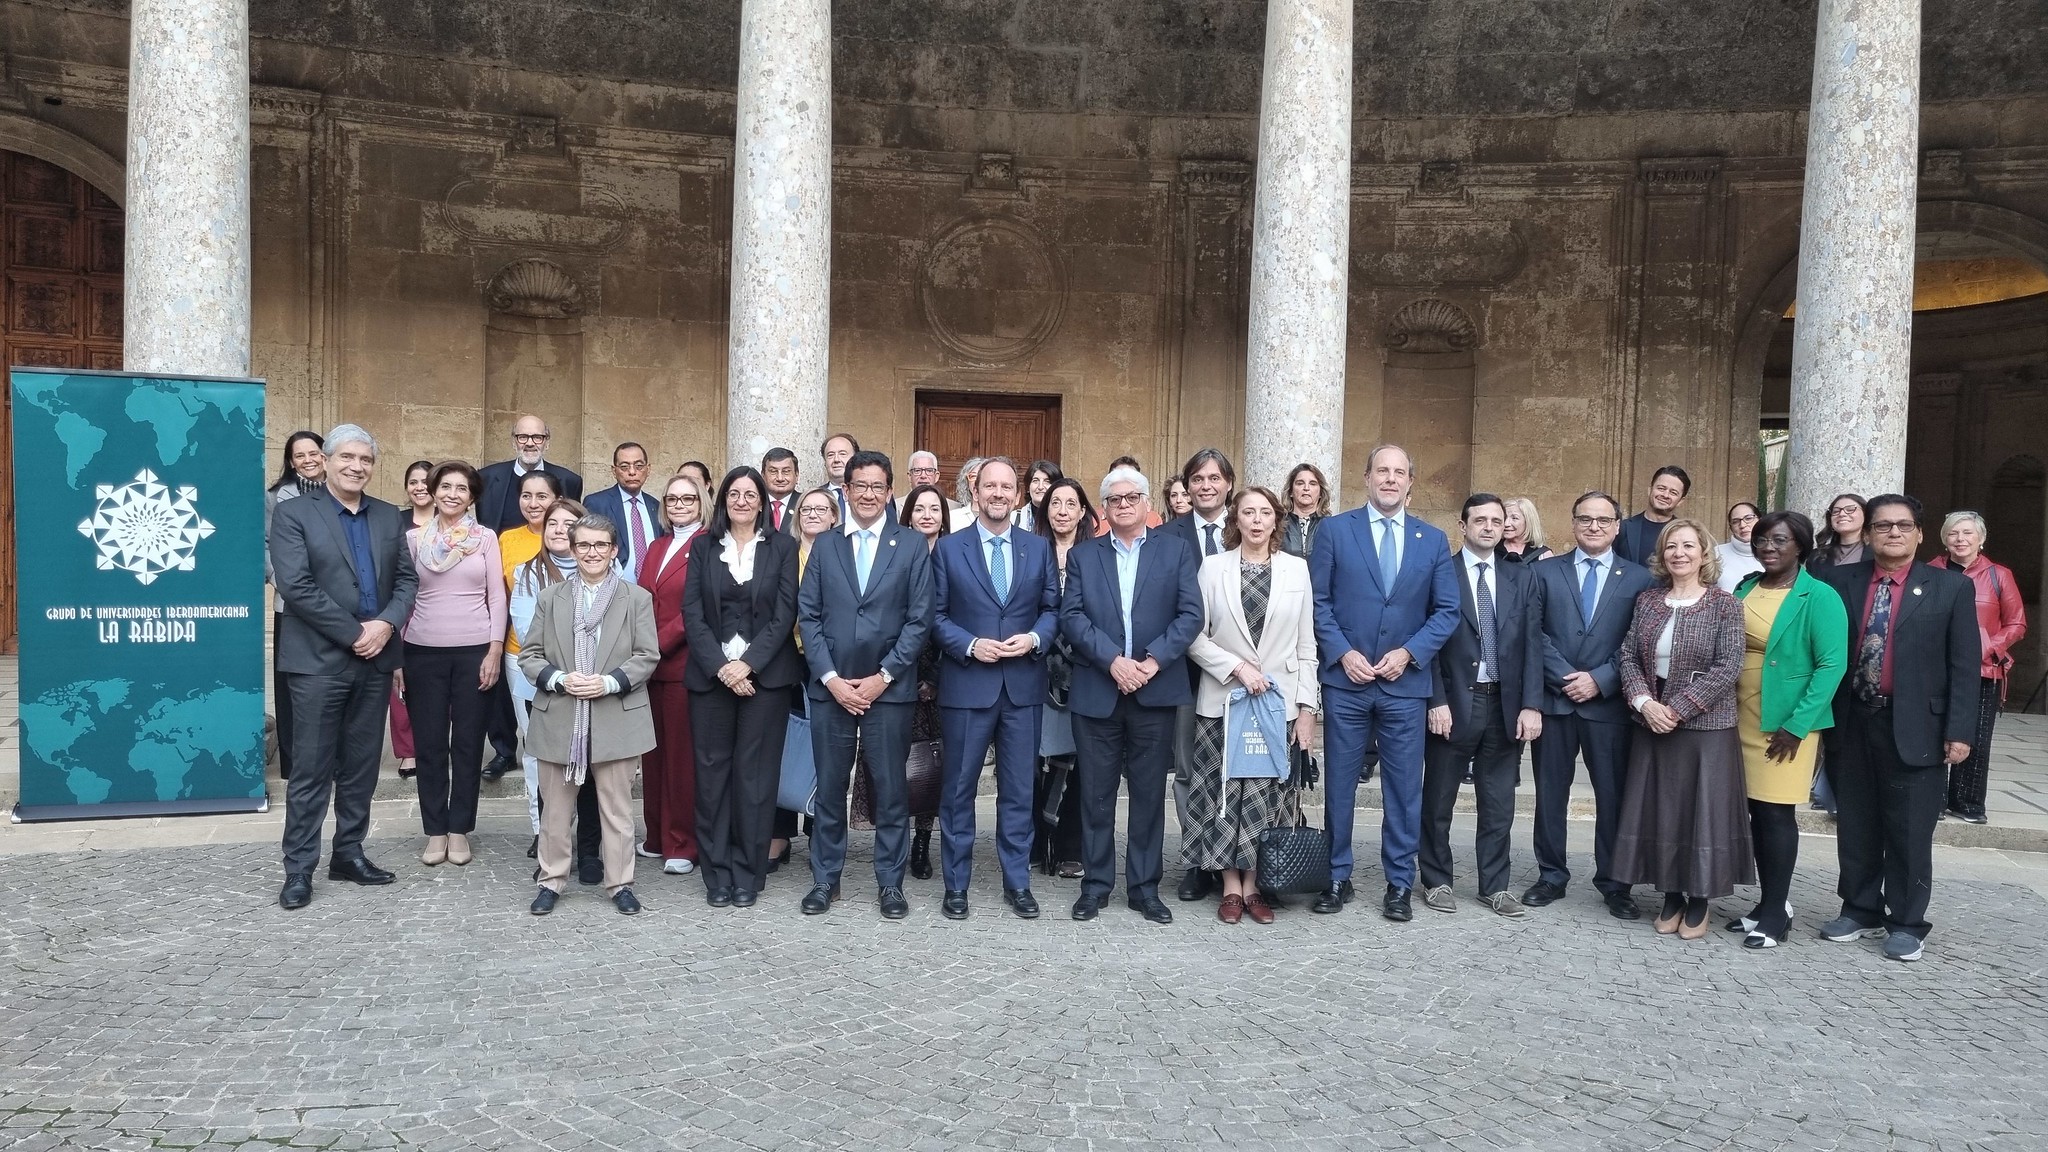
[1730,510,1849,947]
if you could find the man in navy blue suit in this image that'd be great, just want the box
[931,457,1061,920]
[796,450,934,920]
[1309,444,1461,921]
[582,442,667,581]
[1059,466,1204,925]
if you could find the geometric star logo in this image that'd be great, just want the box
[75,468,215,585]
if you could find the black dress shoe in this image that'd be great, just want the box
[1310,879,1354,915]
[530,887,558,916]
[707,886,734,907]
[526,836,538,859]
[1603,891,1642,920]
[1128,895,1174,925]
[328,854,395,885]
[942,890,970,920]
[766,843,792,874]
[731,888,758,908]
[1003,888,1040,919]
[801,884,840,915]
[612,887,642,915]
[482,752,513,781]
[1071,893,1103,921]
[279,873,312,910]
[879,886,910,919]
[1521,880,1567,907]
[1176,869,1215,901]
[1383,885,1413,922]
[577,858,603,886]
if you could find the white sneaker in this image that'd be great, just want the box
[634,844,662,859]
[663,858,695,875]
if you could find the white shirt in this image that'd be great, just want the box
[718,532,760,661]
[1193,509,1228,557]
[1714,540,1763,593]
[1459,547,1498,682]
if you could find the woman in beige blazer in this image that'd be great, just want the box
[1186,486,1320,925]
[518,513,661,916]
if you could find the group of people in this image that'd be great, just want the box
[265,421,2022,960]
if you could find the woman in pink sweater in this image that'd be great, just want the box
[404,460,508,866]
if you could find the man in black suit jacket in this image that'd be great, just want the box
[583,442,667,579]
[1059,467,1204,925]
[478,414,585,532]
[761,446,801,536]
[269,425,418,909]
[1154,447,1234,901]
[1525,491,1658,919]
[1814,493,1980,962]
[796,451,935,919]
[1420,495,1545,917]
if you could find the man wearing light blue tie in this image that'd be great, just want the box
[1309,444,1461,921]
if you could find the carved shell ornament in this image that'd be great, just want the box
[486,258,585,318]
[1381,298,1478,353]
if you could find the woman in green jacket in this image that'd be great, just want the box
[1730,510,1850,948]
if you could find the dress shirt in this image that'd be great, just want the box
[617,489,658,577]
[1111,530,1146,658]
[969,520,1041,660]
[1193,509,1227,557]
[1460,547,1498,682]
[1369,506,1406,577]
[1568,547,1615,614]
[335,499,382,618]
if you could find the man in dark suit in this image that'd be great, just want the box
[478,414,585,532]
[796,450,935,919]
[820,433,858,524]
[1310,444,1461,921]
[1156,447,1233,902]
[583,442,667,580]
[1814,493,1980,962]
[1524,490,1657,919]
[269,424,419,909]
[1060,466,1204,925]
[932,457,1060,919]
[1420,494,1545,917]
[1612,464,1689,566]
[761,447,802,536]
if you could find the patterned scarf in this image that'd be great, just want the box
[566,571,624,784]
[417,513,486,573]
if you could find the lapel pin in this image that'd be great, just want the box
[1912,585,1922,596]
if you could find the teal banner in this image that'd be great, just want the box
[10,367,268,820]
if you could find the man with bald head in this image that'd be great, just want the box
[479,415,585,532]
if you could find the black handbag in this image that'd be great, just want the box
[1255,823,1331,896]
[1289,746,1320,791]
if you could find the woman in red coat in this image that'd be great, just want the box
[637,473,707,870]
[1931,511,2028,824]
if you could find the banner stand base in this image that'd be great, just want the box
[12,796,270,824]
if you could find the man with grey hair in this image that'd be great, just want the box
[269,423,418,909]
[897,450,965,522]
[478,413,583,778]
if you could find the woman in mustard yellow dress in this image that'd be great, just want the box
[1730,511,1849,948]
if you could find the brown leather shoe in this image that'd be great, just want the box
[1245,892,1275,925]
[1217,893,1244,925]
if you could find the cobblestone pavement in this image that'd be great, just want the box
[4,815,2046,1152]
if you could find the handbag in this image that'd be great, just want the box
[777,699,817,816]
[851,737,945,829]
[1255,822,1331,896]
[1289,745,1320,791]
[1224,687,1290,780]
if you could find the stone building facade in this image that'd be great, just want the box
[3,0,2048,649]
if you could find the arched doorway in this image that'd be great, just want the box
[1,149,124,649]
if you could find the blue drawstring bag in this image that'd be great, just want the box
[1223,685,1291,780]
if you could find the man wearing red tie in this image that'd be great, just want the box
[583,443,667,581]
[761,447,801,536]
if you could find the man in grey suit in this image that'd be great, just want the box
[797,449,935,919]
[1524,490,1657,919]
[269,424,419,909]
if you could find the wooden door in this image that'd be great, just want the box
[913,390,1061,494]
[2,150,124,650]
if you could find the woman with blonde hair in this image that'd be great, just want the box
[1930,510,2028,824]
[1500,497,1552,564]
[636,474,709,872]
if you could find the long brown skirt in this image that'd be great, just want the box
[1611,725,1756,898]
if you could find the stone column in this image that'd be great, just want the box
[1785,0,1920,518]
[725,0,831,473]
[1242,0,1353,503]
[123,0,252,378]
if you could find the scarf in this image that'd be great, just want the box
[417,513,486,574]
[566,571,624,784]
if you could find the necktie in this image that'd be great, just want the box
[627,496,648,577]
[1580,557,1600,624]
[1204,523,1219,556]
[989,536,1009,602]
[1476,561,1498,682]
[772,498,784,531]
[856,529,874,595]
[1377,516,1398,588]
[1855,576,1896,702]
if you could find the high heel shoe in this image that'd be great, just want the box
[421,835,448,866]
[909,829,933,880]
[766,841,791,874]
[447,834,473,866]
[1653,893,1684,935]
[1677,898,1711,940]
[1726,901,1795,935]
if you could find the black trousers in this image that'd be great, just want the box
[1034,754,1083,871]
[1531,712,1633,896]
[280,662,391,873]
[1833,704,1944,938]
[272,613,296,780]
[691,685,789,894]
[1747,799,1800,938]
[1073,697,1175,902]
[484,676,517,762]
[1946,677,2001,816]
[1419,687,1521,896]
[811,698,912,888]
[403,641,491,836]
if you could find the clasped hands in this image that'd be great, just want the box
[972,634,1038,663]
[717,659,757,698]
[1340,647,1412,685]
[826,672,888,715]
[1110,654,1160,694]
[560,671,609,700]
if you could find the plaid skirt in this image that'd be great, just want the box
[1182,715,1300,871]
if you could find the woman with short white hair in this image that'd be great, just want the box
[1929,510,2028,824]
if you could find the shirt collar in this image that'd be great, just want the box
[513,459,546,477]
[1573,548,1612,570]
[1461,547,1495,569]
[1194,509,1227,531]
[1371,506,1405,529]
[1111,530,1147,556]
[976,521,1010,546]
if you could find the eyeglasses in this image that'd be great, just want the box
[848,482,889,496]
[664,494,699,505]
[1869,520,1917,535]
[800,505,835,517]
[615,461,648,472]
[1830,506,1861,518]
[571,540,615,553]
[513,433,550,443]
[1103,492,1144,509]
[909,466,939,476]
[1573,515,1619,528]
[1729,514,1758,527]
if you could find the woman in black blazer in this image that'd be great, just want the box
[683,466,802,908]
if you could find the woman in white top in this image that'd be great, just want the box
[1714,502,1764,592]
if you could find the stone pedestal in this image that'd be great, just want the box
[725,0,832,474]
[123,0,251,378]
[1785,0,1921,518]
[1242,0,1353,503]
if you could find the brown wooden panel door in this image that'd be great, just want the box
[913,390,1062,495]
[2,151,123,651]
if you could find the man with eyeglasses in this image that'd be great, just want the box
[584,442,668,581]
[1613,465,1690,567]
[479,414,584,532]
[1522,490,1656,919]
[1812,494,1979,962]
[897,450,966,522]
